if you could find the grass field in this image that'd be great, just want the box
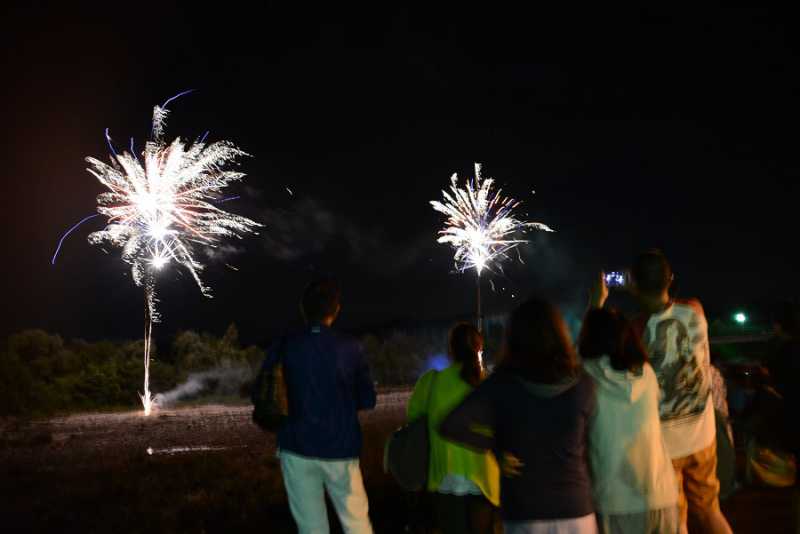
[0,391,795,533]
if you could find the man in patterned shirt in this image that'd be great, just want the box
[631,250,732,534]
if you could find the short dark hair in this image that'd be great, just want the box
[579,308,648,372]
[501,298,579,384]
[631,249,673,295]
[301,277,341,322]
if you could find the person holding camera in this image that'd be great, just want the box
[627,250,732,534]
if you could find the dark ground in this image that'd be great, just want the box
[0,392,794,533]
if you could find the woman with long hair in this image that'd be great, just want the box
[406,323,500,534]
[579,303,678,534]
[441,298,598,534]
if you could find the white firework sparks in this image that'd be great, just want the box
[86,94,260,415]
[430,163,553,276]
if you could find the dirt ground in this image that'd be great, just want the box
[0,391,795,533]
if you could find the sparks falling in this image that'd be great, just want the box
[87,93,260,415]
[430,163,553,276]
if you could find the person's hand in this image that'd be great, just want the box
[589,271,609,309]
[500,452,525,478]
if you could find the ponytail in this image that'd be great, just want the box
[449,323,483,387]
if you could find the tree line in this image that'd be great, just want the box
[0,322,503,417]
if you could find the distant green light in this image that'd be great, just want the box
[734,312,747,324]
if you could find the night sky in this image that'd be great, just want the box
[2,5,797,346]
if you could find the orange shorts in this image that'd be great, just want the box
[672,440,730,533]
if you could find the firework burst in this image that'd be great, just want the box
[86,93,260,414]
[430,163,553,276]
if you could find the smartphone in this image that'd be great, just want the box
[605,271,627,288]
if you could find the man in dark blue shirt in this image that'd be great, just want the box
[264,278,376,533]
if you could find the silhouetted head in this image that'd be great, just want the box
[579,307,648,372]
[502,298,578,384]
[630,249,673,312]
[449,322,483,387]
[300,277,341,326]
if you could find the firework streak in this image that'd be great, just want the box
[430,163,553,330]
[431,163,552,275]
[86,94,260,414]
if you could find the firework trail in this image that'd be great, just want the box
[86,93,260,415]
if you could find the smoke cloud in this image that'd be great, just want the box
[260,197,431,275]
[154,366,253,408]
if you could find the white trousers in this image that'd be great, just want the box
[279,450,373,534]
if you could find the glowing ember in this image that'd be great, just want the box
[146,445,242,456]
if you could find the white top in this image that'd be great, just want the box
[584,358,678,514]
[639,299,716,459]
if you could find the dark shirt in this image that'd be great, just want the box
[261,325,376,459]
[440,369,596,522]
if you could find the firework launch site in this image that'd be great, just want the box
[4,4,800,533]
[0,320,795,532]
[0,392,792,533]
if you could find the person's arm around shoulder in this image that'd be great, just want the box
[354,341,377,411]
[439,375,497,451]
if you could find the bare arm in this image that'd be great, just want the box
[439,383,496,451]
